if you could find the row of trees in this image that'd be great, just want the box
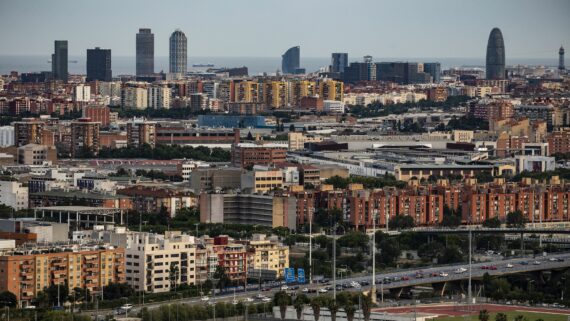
[141,301,273,321]
[348,95,472,118]
[90,144,230,162]
[274,291,374,321]
[324,175,406,190]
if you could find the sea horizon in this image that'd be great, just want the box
[0,54,560,76]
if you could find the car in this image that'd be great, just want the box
[201,296,209,302]
[291,285,300,290]
[439,272,449,277]
[401,276,410,281]
[350,281,361,288]
[232,300,239,305]
[262,297,272,303]
[454,267,467,274]
[506,263,514,268]
[119,304,133,312]
[431,272,439,277]
[549,257,558,262]
[481,265,489,270]
[520,261,529,265]
[262,287,271,292]
[489,266,497,270]
[302,287,309,293]
[533,260,541,265]
[319,288,328,293]
[415,273,424,279]
[280,285,289,291]
[245,297,255,303]
[24,306,36,310]
[360,280,370,286]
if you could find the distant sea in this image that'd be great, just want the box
[0,55,560,76]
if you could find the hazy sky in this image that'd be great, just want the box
[1,0,568,58]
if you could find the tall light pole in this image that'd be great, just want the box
[309,207,313,285]
[371,209,377,303]
[333,222,337,301]
[468,226,472,307]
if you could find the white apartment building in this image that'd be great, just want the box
[73,84,91,102]
[122,85,148,109]
[323,100,345,114]
[148,86,172,109]
[125,231,198,293]
[0,180,28,210]
[0,126,14,147]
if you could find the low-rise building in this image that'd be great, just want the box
[0,180,28,210]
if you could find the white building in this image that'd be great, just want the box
[515,155,556,173]
[148,86,171,109]
[122,85,148,109]
[323,100,345,113]
[0,126,14,147]
[120,231,199,293]
[73,84,91,102]
[0,180,28,210]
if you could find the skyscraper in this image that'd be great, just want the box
[136,28,154,76]
[86,47,112,82]
[559,46,565,71]
[331,53,348,73]
[485,28,506,80]
[52,40,68,82]
[169,29,188,75]
[281,46,300,74]
[423,62,441,83]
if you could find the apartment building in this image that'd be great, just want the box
[246,234,289,279]
[0,244,124,307]
[125,231,197,293]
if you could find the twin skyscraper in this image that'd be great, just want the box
[136,28,188,77]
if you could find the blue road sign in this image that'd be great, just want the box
[297,268,305,284]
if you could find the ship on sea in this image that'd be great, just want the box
[192,63,215,67]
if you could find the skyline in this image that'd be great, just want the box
[1,0,569,60]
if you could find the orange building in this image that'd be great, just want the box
[0,245,125,307]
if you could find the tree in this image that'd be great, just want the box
[495,312,507,321]
[102,283,132,300]
[377,237,401,265]
[389,215,415,230]
[310,297,322,321]
[328,299,339,321]
[513,315,527,321]
[213,265,230,291]
[293,294,309,320]
[289,124,296,132]
[441,205,462,227]
[344,304,356,321]
[483,217,502,228]
[247,132,254,140]
[360,293,373,321]
[507,211,526,228]
[169,262,180,291]
[479,309,490,321]
[0,291,17,307]
[44,283,69,307]
[274,291,291,320]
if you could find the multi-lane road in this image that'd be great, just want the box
[84,251,570,319]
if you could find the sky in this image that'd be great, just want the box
[0,0,569,59]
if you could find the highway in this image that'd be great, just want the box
[83,251,570,319]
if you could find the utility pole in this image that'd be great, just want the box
[309,208,313,285]
[468,227,472,308]
[333,222,336,300]
[371,209,377,303]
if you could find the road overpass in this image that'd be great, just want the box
[82,252,570,319]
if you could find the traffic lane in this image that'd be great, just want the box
[84,252,570,316]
